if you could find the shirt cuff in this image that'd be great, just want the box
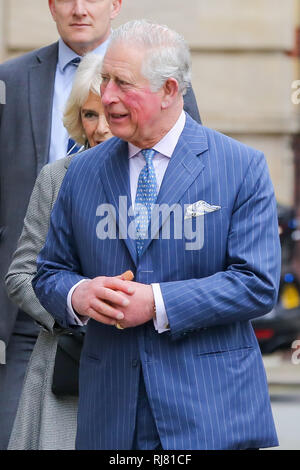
[67,279,91,326]
[151,283,170,333]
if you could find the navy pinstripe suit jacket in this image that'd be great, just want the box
[33,113,281,450]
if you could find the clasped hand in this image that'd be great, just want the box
[71,272,155,329]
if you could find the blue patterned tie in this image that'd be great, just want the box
[135,149,158,256]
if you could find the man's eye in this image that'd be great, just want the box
[117,79,129,87]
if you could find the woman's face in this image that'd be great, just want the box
[81,91,113,147]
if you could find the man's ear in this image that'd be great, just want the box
[161,78,179,109]
[48,0,56,21]
[110,0,122,20]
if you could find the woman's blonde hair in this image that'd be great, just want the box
[63,53,103,146]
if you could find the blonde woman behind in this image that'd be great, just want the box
[5,54,112,450]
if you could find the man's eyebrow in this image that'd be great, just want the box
[102,72,133,84]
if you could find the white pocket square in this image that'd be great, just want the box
[184,200,221,219]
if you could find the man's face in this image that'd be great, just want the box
[48,0,122,54]
[100,43,166,148]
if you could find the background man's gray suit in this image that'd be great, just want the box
[0,44,58,347]
[0,43,58,449]
[0,41,201,449]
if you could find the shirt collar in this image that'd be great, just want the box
[128,110,186,159]
[58,37,111,72]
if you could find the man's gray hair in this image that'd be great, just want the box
[109,19,191,95]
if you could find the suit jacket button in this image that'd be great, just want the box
[132,359,139,367]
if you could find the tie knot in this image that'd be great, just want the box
[141,149,156,164]
[69,57,81,68]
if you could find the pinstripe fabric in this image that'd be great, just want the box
[33,114,281,450]
[132,371,161,450]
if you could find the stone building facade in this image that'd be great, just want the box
[0,0,300,206]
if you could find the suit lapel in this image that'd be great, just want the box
[29,43,58,172]
[99,140,138,267]
[98,116,208,264]
[140,115,209,255]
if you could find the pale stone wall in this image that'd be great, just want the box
[7,0,58,50]
[114,0,294,51]
[0,0,299,205]
[4,0,295,52]
[191,52,296,134]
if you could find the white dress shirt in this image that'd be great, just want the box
[48,38,110,163]
[67,111,186,333]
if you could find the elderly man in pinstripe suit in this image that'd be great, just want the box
[33,20,281,450]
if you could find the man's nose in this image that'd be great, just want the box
[101,81,119,106]
[72,0,87,16]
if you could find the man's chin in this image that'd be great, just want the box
[62,33,103,54]
[110,130,130,141]
[108,120,130,138]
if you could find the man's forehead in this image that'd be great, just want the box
[102,45,144,76]
[104,41,145,64]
